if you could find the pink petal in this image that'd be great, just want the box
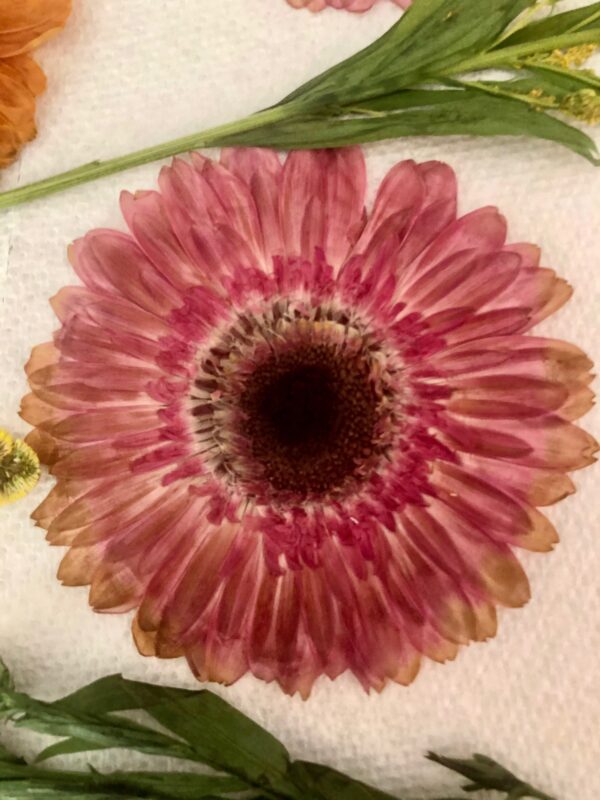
[279,148,366,268]
[69,232,182,317]
[159,155,267,280]
[220,147,284,260]
[120,190,202,291]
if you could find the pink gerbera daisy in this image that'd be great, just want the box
[23,147,596,697]
[287,0,410,12]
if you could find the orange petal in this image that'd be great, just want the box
[3,54,46,96]
[0,122,20,166]
[31,479,85,528]
[25,428,63,465]
[57,544,104,587]
[20,392,66,426]
[89,562,143,612]
[25,342,60,376]
[527,470,576,506]
[0,61,37,142]
[0,0,72,57]
[479,550,531,608]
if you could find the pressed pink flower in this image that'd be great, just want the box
[287,0,410,12]
[23,148,596,697]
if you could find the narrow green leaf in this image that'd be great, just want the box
[91,770,248,799]
[290,760,401,800]
[145,692,299,798]
[500,2,600,46]
[1,757,248,800]
[220,90,600,164]
[36,739,107,763]
[282,0,535,107]
[35,674,201,763]
[50,675,198,717]
[428,753,556,800]
[34,675,300,798]
[526,61,600,91]
[0,682,194,763]
[93,770,248,799]
[0,787,132,799]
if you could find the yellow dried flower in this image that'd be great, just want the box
[0,429,40,506]
[538,45,598,69]
[561,89,600,126]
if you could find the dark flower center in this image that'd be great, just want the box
[239,344,379,497]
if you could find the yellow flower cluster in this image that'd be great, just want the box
[541,45,599,70]
[561,88,600,125]
[0,429,40,506]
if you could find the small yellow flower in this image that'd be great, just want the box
[542,45,599,70]
[561,89,600,126]
[0,429,40,506]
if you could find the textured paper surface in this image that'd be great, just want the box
[1,1,599,796]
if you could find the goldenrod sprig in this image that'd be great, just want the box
[2,0,600,210]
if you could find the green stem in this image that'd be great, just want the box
[1,25,600,211]
[0,101,298,210]
[451,77,559,109]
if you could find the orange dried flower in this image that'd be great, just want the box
[0,0,71,168]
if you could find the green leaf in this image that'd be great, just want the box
[500,2,600,46]
[0,689,192,763]
[0,786,133,799]
[526,62,600,91]
[0,750,249,800]
[139,691,298,797]
[282,0,535,107]
[34,675,202,764]
[50,674,199,717]
[91,770,248,799]
[220,89,600,164]
[31,675,300,798]
[428,753,556,800]
[0,665,198,765]
[35,739,110,763]
[290,761,400,800]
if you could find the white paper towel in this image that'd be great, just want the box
[1,1,599,797]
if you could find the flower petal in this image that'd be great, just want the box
[280,148,366,268]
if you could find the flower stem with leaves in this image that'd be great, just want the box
[0,659,556,800]
[1,0,600,209]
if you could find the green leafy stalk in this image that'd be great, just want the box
[427,753,557,800]
[1,0,600,209]
[0,661,298,800]
[0,659,558,800]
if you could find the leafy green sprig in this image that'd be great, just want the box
[1,0,600,209]
[0,659,555,800]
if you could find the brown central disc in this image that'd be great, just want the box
[239,343,379,497]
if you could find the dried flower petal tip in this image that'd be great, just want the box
[286,0,410,13]
[0,430,40,506]
[23,147,597,696]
